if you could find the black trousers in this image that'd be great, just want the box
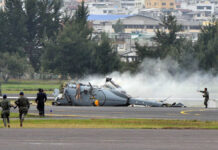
[37,103,45,116]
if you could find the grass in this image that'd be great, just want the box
[3,100,53,106]
[2,90,54,94]
[0,112,39,118]
[0,118,218,129]
[1,79,62,92]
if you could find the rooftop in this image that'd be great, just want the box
[88,14,130,21]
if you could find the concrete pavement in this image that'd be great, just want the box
[0,129,217,150]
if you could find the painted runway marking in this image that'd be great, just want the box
[180,109,206,115]
[29,113,104,118]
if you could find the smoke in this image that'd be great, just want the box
[80,58,218,107]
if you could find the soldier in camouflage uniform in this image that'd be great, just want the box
[0,94,14,128]
[15,92,30,127]
[199,88,209,108]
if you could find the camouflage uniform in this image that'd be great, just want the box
[200,89,209,108]
[0,98,13,127]
[15,96,30,127]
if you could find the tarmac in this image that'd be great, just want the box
[20,106,218,121]
[5,106,218,150]
[0,129,217,150]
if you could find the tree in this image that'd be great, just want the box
[42,1,122,77]
[0,82,2,96]
[24,0,62,72]
[135,15,198,73]
[0,53,29,82]
[153,14,183,59]
[37,0,62,39]
[75,0,88,25]
[2,0,27,54]
[93,33,121,74]
[0,10,8,53]
[0,0,63,72]
[74,0,92,39]
[195,19,218,73]
[135,42,157,62]
[42,22,94,78]
[112,19,124,33]
[42,1,94,78]
[135,15,184,60]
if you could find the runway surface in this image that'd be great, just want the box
[0,129,217,150]
[6,106,218,150]
[19,106,218,121]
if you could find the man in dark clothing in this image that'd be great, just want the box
[35,88,47,116]
[199,88,209,108]
[15,92,30,127]
[0,94,14,128]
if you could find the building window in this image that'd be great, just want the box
[162,2,166,6]
[197,6,204,10]
[206,6,211,10]
[118,44,124,49]
[190,26,200,30]
[147,25,154,29]
[170,3,174,6]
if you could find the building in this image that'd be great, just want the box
[121,0,135,9]
[88,14,130,32]
[145,0,176,9]
[135,0,145,8]
[179,0,216,20]
[86,0,128,14]
[88,14,203,61]
[196,2,215,16]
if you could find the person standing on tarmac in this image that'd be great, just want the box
[15,92,30,127]
[198,88,209,108]
[35,88,47,116]
[0,94,14,128]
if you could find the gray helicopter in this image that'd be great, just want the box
[52,77,185,107]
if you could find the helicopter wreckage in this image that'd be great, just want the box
[52,78,185,107]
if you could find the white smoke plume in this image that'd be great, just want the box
[80,58,218,107]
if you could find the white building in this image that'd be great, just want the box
[86,0,129,14]
[180,1,215,14]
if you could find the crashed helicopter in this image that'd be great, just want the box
[52,78,185,107]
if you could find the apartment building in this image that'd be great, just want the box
[145,0,176,9]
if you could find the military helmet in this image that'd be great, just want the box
[3,94,7,99]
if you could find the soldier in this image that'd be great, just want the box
[15,92,30,127]
[35,88,47,116]
[0,94,14,128]
[76,84,81,100]
[199,88,209,108]
[59,82,66,94]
